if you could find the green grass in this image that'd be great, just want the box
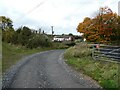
[64,43,119,89]
[2,42,54,73]
[52,42,69,49]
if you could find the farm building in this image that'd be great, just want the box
[52,36,74,42]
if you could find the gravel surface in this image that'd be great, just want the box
[2,50,101,88]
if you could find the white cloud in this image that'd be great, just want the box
[0,0,119,35]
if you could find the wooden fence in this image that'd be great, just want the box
[92,45,120,63]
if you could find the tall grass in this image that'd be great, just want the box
[64,43,92,59]
[64,43,119,89]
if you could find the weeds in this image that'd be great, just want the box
[64,43,119,89]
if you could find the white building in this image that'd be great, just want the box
[53,36,74,42]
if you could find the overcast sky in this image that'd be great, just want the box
[0,0,119,35]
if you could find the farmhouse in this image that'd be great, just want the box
[53,36,74,42]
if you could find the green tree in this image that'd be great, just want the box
[1,16,14,43]
[69,33,73,36]
[27,34,51,49]
[0,16,13,30]
[17,26,32,46]
[3,28,15,43]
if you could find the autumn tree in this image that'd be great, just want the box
[77,7,120,44]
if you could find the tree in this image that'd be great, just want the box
[77,7,119,44]
[0,16,13,30]
[26,34,51,49]
[69,33,74,36]
[17,26,32,46]
[1,16,15,43]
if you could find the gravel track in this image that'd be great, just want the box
[2,50,101,88]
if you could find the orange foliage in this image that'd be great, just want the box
[77,7,119,43]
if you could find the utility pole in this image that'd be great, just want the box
[51,26,54,36]
[39,28,41,34]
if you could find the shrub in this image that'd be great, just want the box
[51,42,69,49]
[64,43,92,59]
[26,34,52,49]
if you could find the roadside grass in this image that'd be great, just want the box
[2,42,55,73]
[64,43,119,89]
[52,42,69,49]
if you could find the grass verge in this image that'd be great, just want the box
[64,43,119,90]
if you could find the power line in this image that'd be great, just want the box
[15,0,48,22]
[27,0,48,14]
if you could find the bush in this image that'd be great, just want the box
[64,43,92,59]
[51,42,69,49]
[26,34,52,49]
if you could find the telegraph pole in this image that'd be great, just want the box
[39,28,41,34]
[51,26,54,36]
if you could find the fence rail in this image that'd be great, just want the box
[92,45,120,62]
